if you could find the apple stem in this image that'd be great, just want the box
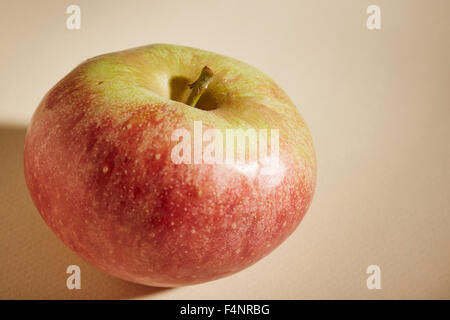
[186,66,215,107]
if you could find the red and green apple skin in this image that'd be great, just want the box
[24,44,316,287]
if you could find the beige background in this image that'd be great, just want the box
[0,0,449,299]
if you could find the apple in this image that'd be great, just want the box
[24,44,316,287]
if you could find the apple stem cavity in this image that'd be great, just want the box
[186,66,215,108]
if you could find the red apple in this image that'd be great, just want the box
[24,44,316,287]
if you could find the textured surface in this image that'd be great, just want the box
[0,0,450,299]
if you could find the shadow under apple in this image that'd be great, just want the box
[0,125,170,299]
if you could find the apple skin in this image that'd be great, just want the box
[24,44,316,287]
